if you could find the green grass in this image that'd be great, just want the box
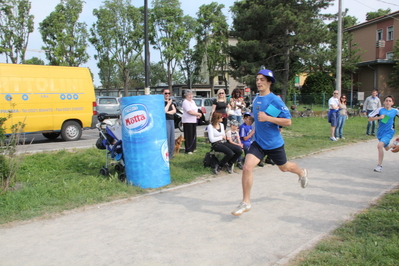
[289,189,399,266]
[2,116,398,264]
[0,116,371,224]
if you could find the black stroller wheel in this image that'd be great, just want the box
[118,173,126,182]
[100,167,109,176]
[115,163,125,172]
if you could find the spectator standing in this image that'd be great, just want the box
[328,90,340,141]
[368,95,399,172]
[211,89,231,130]
[231,69,308,216]
[335,95,348,140]
[182,90,202,154]
[229,88,246,124]
[162,88,176,159]
[207,113,242,175]
[363,89,382,136]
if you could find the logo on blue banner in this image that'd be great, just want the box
[123,104,150,133]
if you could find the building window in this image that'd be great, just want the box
[387,52,394,60]
[387,26,394,41]
[377,29,383,41]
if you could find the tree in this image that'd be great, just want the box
[195,2,229,96]
[0,0,34,63]
[24,56,45,65]
[366,8,391,21]
[150,0,194,90]
[229,0,333,102]
[388,40,399,89]
[90,0,144,96]
[39,0,89,66]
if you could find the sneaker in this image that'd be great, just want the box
[231,202,252,216]
[341,137,345,139]
[237,162,243,170]
[187,152,193,155]
[330,137,337,141]
[335,137,339,140]
[298,168,308,188]
[265,156,275,165]
[226,164,233,174]
[214,164,221,175]
[373,165,383,172]
[258,161,264,167]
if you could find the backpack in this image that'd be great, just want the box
[203,152,219,168]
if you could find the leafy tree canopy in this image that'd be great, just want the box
[366,8,391,21]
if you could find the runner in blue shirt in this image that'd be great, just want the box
[368,95,399,172]
[231,69,309,216]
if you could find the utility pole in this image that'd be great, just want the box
[144,0,151,95]
[336,0,342,95]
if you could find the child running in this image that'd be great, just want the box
[368,95,399,172]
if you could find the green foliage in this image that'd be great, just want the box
[90,0,144,95]
[0,0,34,63]
[300,72,335,104]
[150,0,195,90]
[195,2,229,94]
[366,8,391,21]
[39,0,89,66]
[229,0,333,101]
[23,56,45,65]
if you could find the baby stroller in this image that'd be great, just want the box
[95,113,126,182]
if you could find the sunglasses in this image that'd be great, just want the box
[164,92,170,95]
[218,92,225,95]
[334,93,338,94]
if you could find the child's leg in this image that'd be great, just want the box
[377,141,385,166]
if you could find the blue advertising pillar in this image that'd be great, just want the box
[119,95,171,189]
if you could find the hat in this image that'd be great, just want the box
[257,69,276,84]
[243,112,252,117]
[229,120,239,127]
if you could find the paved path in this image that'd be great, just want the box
[1,139,398,266]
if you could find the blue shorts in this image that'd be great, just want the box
[378,132,395,147]
[248,141,287,166]
[328,110,339,126]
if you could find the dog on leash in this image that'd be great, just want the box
[174,135,185,155]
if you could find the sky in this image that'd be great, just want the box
[1,0,398,86]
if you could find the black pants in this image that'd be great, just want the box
[212,142,242,166]
[183,123,197,153]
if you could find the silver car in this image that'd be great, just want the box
[96,96,120,117]
[193,98,213,123]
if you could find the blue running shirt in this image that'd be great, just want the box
[253,93,291,150]
[369,107,399,140]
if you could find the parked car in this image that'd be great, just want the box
[193,98,213,123]
[96,96,120,118]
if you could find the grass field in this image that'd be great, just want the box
[1,116,398,265]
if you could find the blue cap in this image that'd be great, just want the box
[257,69,276,84]
[243,112,252,117]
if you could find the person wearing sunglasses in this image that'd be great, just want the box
[162,88,176,159]
[211,89,231,130]
[335,95,348,140]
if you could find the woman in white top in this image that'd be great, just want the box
[207,112,242,175]
[182,90,202,154]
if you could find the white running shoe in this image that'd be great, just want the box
[299,168,309,188]
[373,165,383,172]
[231,202,251,216]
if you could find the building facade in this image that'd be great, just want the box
[345,10,399,102]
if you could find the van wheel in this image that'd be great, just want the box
[42,133,60,140]
[61,121,82,141]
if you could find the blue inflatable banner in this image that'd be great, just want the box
[119,95,171,189]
